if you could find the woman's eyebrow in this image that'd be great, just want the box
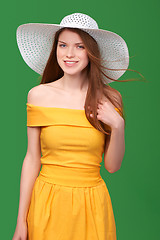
[58,40,83,44]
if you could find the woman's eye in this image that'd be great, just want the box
[59,44,66,47]
[58,44,84,49]
[78,45,84,49]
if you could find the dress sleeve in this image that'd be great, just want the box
[27,103,41,126]
[26,103,52,127]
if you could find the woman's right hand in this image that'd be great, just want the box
[12,220,28,240]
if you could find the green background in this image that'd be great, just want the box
[1,0,159,239]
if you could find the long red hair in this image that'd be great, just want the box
[38,27,145,135]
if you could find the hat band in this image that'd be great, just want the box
[60,22,99,30]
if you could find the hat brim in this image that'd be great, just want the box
[16,23,129,83]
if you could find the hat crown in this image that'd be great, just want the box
[60,13,99,29]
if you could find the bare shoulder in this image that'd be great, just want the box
[27,84,46,105]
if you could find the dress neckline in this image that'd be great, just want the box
[26,103,85,111]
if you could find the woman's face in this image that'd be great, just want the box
[56,29,89,76]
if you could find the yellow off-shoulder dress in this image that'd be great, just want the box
[26,103,122,240]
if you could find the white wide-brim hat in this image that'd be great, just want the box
[16,12,129,83]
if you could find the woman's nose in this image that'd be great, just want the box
[66,47,75,58]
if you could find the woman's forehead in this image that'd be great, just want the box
[58,29,83,42]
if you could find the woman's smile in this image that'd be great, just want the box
[64,60,79,67]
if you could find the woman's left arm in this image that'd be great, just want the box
[103,119,125,173]
[93,92,125,173]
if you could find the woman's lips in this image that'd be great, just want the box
[64,61,79,67]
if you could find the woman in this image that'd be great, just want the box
[13,13,129,240]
